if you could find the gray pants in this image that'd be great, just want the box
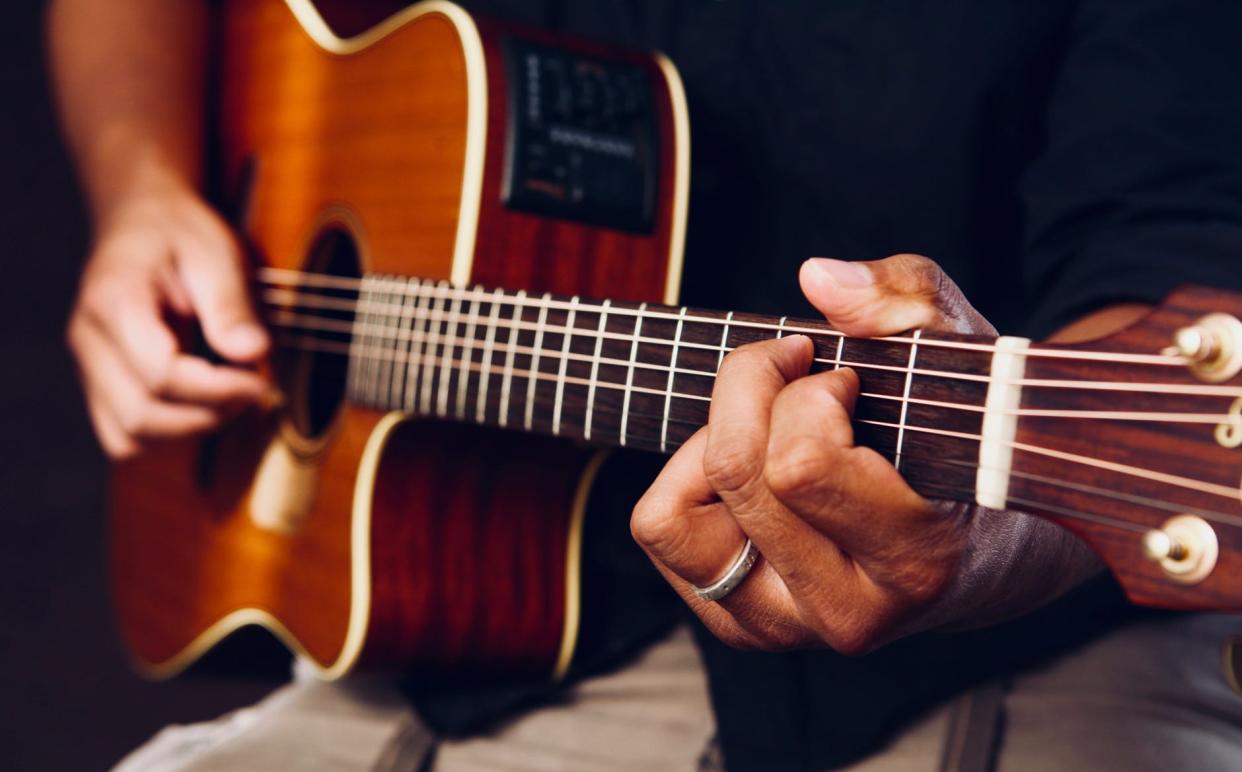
[115,614,1242,771]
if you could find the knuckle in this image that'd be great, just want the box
[893,253,944,296]
[143,356,178,399]
[78,284,113,321]
[763,436,825,504]
[630,497,691,559]
[115,401,151,437]
[895,558,955,606]
[107,438,141,461]
[824,617,884,657]
[702,438,763,497]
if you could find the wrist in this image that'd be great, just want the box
[94,164,206,239]
[923,508,1104,634]
[86,126,202,232]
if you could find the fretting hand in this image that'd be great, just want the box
[631,254,1101,653]
[67,182,270,459]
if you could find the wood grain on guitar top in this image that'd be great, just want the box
[110,0,680,678]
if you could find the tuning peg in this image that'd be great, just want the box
[1167,313,1242,382]
[1141,515,1218,585]
[1141,529,1186,562]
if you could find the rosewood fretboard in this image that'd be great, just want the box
[266,272,1001,505]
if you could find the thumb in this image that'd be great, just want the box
[176,236,269,363]
[799,254,995,337]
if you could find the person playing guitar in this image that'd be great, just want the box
[51,0,1242,769]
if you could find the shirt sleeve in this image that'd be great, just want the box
[1018,0,1242,338]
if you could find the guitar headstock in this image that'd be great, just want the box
[1013,285,1242,611]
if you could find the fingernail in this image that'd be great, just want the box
[807,258,873,289]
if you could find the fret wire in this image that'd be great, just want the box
[281,287,1242,412]
[284,291,843,365]
[377,278,397,407]
[662,307,688,453]
[306,333,1242,512]
[395,279,414,408]
[413,286,435,412]
[858,416,1238,503]
[274,309,988,392]
[384,278,403,409]
[275,291,990,385]
[553,296,580,435]
[345,316,1242,423]
[834,333,844,370]
[407,278,432,412]
[345,280,361,400]
[303,309,1242,408]
[584,299,611,441]
[372,279,391,407]
[437,291,463,418]
[356,277,378,405]
[499,290,525,428]
[345,279,362,401]
[525,293,552,432]
[261,271,1187,367]
[283,310,985,391]
[894,329,921,472]
[324,317,1242,423]
[455,286,483,420]
[620,302,648,448]
[365,278,381,405]
[270,301,999,386]
[477,287,504,423]
[391,277,414,408]
[717,311,733,373]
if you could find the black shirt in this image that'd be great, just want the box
[248,1,1242,768]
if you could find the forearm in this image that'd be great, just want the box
[48,0,210,226]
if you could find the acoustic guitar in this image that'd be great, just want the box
[112,0,1242,685]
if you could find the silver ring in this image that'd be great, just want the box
[690,539,760,602]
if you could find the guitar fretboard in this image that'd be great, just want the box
[270,275,1009,505]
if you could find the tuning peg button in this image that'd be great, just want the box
[1141,529,1185,562]
[1141,515,1219,585]
[1170,314,1242,383]
[1173,326,1215,363]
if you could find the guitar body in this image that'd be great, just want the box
[110,0,688,680]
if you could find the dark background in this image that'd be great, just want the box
[2,2,279,768]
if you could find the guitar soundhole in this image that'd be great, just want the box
[276,226,361,443]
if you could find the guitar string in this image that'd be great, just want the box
[809,446,1235,533]
[276,331,1242,506]
[257,268,1190,368]
[271,333,1241,534]
[263,303,1242,424]
[260,284,1242,399]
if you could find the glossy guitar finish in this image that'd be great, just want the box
[111,0,688,680]
[111,0,1242,686]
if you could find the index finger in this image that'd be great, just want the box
[102,286,269,404]
[703,336,856,583]
[703,335,813,503]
